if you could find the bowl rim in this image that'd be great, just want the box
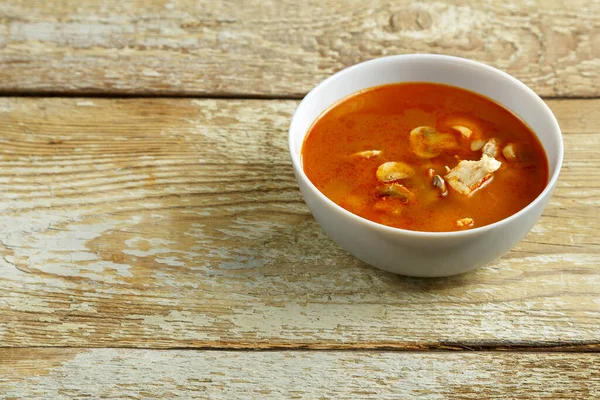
[289,54,564,238]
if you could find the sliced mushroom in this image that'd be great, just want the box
[502,143,517,161]
[445,154,502,196]
[409,126,457,158]
[376,183,412,203]
[427,168,435,178]
[455,217,474,228]
[470,139,486,151]
[376,161,415,183]
[451,125,473,139]
[444,117,483,139]
[351,150,382,159]
[432,175,448,197]
[482,138,501,158]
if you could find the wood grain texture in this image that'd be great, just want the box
[0,98,598,350]
[0,0,598,97]
[2,349,600,399]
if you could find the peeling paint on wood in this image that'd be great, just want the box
[1,349,600,399]
[0,98,597,349]
[0,0,597,97]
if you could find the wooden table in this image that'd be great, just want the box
[1,1,599,398]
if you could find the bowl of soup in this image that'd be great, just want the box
[289,54,563,277]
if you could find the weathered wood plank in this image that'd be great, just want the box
[1,349,599,399]
[0,0,598,97]
[0,98,598,349]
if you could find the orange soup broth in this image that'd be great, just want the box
[302,83,549,232]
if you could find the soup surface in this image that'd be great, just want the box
[302,83,549,232]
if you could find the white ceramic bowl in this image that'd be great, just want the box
[289,54,563,277]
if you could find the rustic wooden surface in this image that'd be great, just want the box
[2,349,600,399]
[1,0,599,397]
[0,0,598,97]
[0,97,598,351]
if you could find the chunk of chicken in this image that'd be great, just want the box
[351,150,382,159]
[445,154,502,196]
[482,138,501,158]
[451,125,473,139]
[502,143,517,161]
[455,217,474,228]
[376,161,415,183]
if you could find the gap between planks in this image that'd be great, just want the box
[3,343,600,353]
[0,91,302,100]
[0,91,597,101]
